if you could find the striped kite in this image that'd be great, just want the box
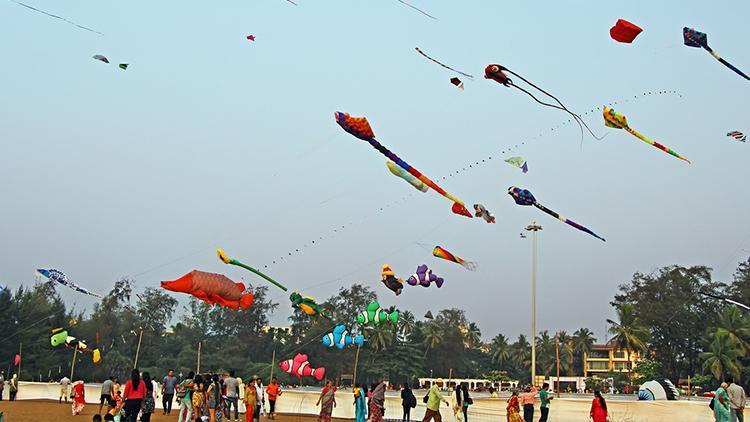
[727,131,746,142]
[603,106,691,163]
[432,246,478,271]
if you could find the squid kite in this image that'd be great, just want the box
[37,269,102,298]
[217,249,288,291]
[484,64,602,141]
[335,112,472,218]
[508,186,606,242]
[386,161,428,192]
[603,106,691,164]
[432,246,478,271]
[727,131,746,142]
[683,27,749,81]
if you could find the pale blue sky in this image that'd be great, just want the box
[1,0,748,341]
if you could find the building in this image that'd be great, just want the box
[418,377,519,392]
[583,343,639,377]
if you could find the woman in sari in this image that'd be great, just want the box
[244,378,258,422]
[316,380,337,422]
[353,384,367,422]
[370,381,386,422]
[193,375,206,421]
[714,382,731,422]
[589,390,608,422]
[71,379,86,415]
[505,390,523,422]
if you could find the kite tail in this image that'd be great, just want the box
[396,0,437,19]
[717,57,750,81]
[218,249,289,291]
[626,127,691,164]
[460,260,479,271]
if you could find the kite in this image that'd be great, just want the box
[381,265,404,296]
[484,64,602,141]
[14,354,20,366]
[386,161,428,192]
[728,131,746,142]
[280,353,325,379]
[473,204,496,224]
[335,112,472,218]
[683,27,749,81]
[508,186,606,242]
[519,233,527,239]
[602,106,691,163]
[9,0,103,35]
[246,35,256,41]
[160,270,255,310]
[505,157,528,173]
[450,77,464,91]
[290,291,331,319]
[610,19,643,43]
[424,311,434,319]
[396,0,436,19]
[432,246,478,271]
[355,302,398,325]
[118,64,128,71]
[699,291,750,311]
[37,269,102,298]
[51,328,101,364]
[406,264,444,288]
[93,55,109,64]
[322,325,365,349]
[217,249,288,291]
[415,48,473,79]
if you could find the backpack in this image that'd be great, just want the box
[408,391,417,408]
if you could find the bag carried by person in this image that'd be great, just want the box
[423,393,429,404]
[408,391,417,408]
[465,397,473,405]
[176,382,187,399]
[709,397,715,410]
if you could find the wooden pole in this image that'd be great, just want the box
[70,347,78,380]
[352,344,361,388]
[687,375,691,401]
[133,330,144,369]
[555,333,560,398]
[269,349,276,383]
[197,341,202,373]
[448,368,453,390]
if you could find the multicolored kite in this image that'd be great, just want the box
[37,269,102,298]
[508,186,606,242]
[161,270,255,310]
[289,291,331,319]
[727,131,746,142]
[335,112,472,218]
[355,302,398,325]
[386,161,428,192]
[432,246,478,271]
[505,157,528,173]
[603,106,691,163]
[406,264,444,288]
[610,19,643,43]
[279,353,325,379]
[217,249,288,291]
[473,204,496,224]
[683,27,749,81]
[322,325,364,349]
[381,264,404,296]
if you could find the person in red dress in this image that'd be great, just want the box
[71,379,86,415]
[589,390,608,422]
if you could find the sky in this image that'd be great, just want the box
[1,0,749,343]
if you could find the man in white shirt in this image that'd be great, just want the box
[59,376,71,403]
[727,377,746,422]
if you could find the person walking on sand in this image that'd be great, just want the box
[520,385,537,422]
[224,370,240,422]
[72,379,86,415]
[727,377,746,422]
[265,377,281,420]
[192,375,207,422]
[370,378,386,422]
[715,382,732,422]
[354,384,367,422]
[122,369,146,422]
[141,372,156,422]
[8,374,18,401]
[460,384,471,422]
[163,369,177,416]
[589,390,608,422]
[0,371,5,401]
[422,379,450,422]
[177,371,194,422]
[60,375,71,404]
[99,376,115,415]
[316,380,337,422]
[538,382,552,422]
[244,378,258,422]
[506,390,523,422]
[400,383,415,422]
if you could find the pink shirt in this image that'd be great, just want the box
[521,388,537,405]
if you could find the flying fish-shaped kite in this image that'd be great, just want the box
[683,27,749,81]
[381,264,404,296]
[335,112,472,218]
[279,353,325,380]
[603,106,690,163]
[161,270,254,310]
[290,291,331,319]
[508,186,606,242]
[37,269,102,298]
[406,264,444,288]
[321,325,364,349]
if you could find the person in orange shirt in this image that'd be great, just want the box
[265,377,282,420]
[519,385,537,422]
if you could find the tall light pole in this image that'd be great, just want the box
[526,222,543,385]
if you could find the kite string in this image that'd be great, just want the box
[9,0,103,35]
[415,48,474,79]
[396,0,437,20]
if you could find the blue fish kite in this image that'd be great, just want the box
[37,269,102,298]
[321,325,364,349]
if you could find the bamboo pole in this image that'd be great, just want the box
[197,341,202,373]
[133,330,144,369]
[269,349,276,383]
[70,347,78,380]
[555,333,560,398]
[352,344,361,388]
[448,368,453,390]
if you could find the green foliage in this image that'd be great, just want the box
[632,358,663,384]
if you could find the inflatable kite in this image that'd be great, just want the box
[505,157,528,173]
[473,204,496,224]
[603,106,691,163]
[415,48,473,78]
[432,246,478,271]
[322,325,365,349]
[638,380,679,400]
[683,27,749,81]
[37,269,102,298]
[508,186,606,242]
[161,270,255,310]
[386,161,429,192]
[356,302,398,326]
[335,112,472,218]
[246,35,255,41]
[9,0,103,35]
[51,328,101,364]
[93,54,109,63]
[728,131,746,142]
[290,292,331,319]
[217,249,288,291]
[610,19,643,43]
[450,77,464,91]
[279,353,325,380]
[484,64,602,141]
[381,265,404,296]
[406,265,444,288]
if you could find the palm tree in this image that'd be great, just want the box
[368,324,395,352]
[556,331,575,376]
[489,334,512,367]
[422,322,442,358]
[398,310,416,341]
[712,306,750,353]
[701,330,745,381]
[607,303,649,355]
[572,328,595,374]
[465,322,482,348]
[513,334,531,370]
[536,331,555,376]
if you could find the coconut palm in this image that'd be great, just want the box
[556,331,575,376]
[572,328,596,374]
[536,331,556,376]
[368,324,395,352]
[607,303,649,355]
[465,322,482,348]
[422,321,442,357]
[712,306,750,353]
[512,334,531,370]
[398,310,416,341]
[700,330,744,381]
[489,334,512,367]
